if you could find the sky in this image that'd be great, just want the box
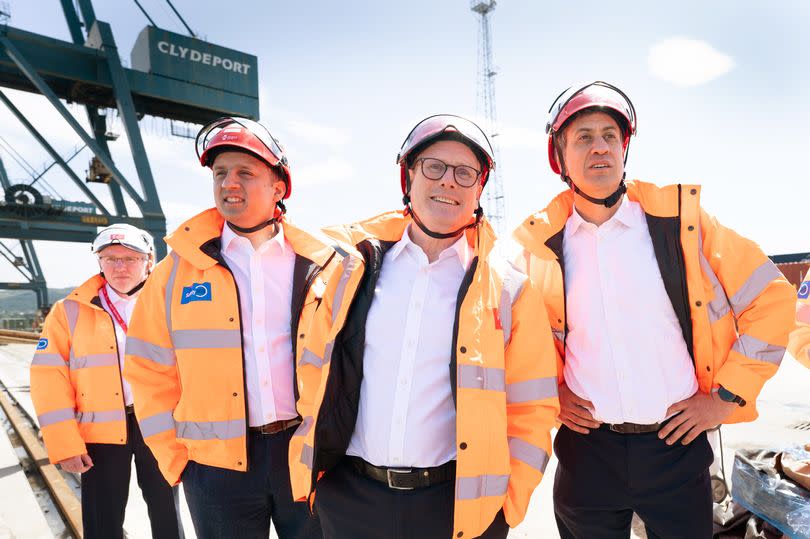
[0,0,808,289]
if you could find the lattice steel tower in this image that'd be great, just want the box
[470,0,504,235]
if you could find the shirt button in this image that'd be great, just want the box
[400,378,408,386]
[392,457,400,463]
[258,346,265,353]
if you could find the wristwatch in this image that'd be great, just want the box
[716,386,746,407]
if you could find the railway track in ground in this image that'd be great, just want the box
[0,372,82,538]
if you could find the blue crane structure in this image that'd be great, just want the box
[0,0,260,313]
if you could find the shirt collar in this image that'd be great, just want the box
[389,225,472,270]
[220,221,287,255]
[103,283,132,306]
[566,197,640,235]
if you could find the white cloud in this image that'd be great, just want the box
[286,119,350,147]
[648,37,735,87]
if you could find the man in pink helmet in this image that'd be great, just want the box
[511,82,795,538]
[124,117,332,538]
[290,114,559,539]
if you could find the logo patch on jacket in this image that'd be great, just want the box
[800,281,810,300]
[36,338,48,350]
[181,282,212,304]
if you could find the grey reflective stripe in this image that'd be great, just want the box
[293,416,313,437]
[323,340,335,366]
[552,329,565,342]
[699,251,731,323]
[31,354,66,367]
[498,265,526,346]
[64,299,79,335]
[126,336,177,366]
[332,256,355,324]
[64,299,80,367]
[458,365,505,392]
[331,243,349,258]
[456,474,509,500]
[165,252,180,336]
[300,444,314,470]
[506,376,558,404]
[732,334,786,366]
[175,418,245,440]
[76,409,126,423]
[171,329,241,350]
[730,261,782,317]
[139,410,176,438]
[38,407,75,427]
[70,353,118,370]
[508,437,550,474]
[299,348,325,368]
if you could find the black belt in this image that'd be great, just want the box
[346,456,456,490]
[125,404,135,415]
[600,422,662,434]
[248,417,302,435]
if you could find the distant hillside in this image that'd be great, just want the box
[0,287,75,315]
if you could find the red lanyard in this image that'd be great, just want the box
[100,286,128,333]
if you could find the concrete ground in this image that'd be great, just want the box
[1,342,808,538]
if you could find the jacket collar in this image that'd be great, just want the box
[64,274,107,308]
[323,209,497,261]
[512,179,701,260]
[165,208,336,270]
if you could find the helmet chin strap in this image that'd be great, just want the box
[226,201,286,234]
[564,174,627,208]
[402,193,482,240]
[99,271,150,297]
[556,136,628,209]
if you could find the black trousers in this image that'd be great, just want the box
[314,458,509,539]
[182,428,321,539]
[81,412,183,539]
[553,424,713,539]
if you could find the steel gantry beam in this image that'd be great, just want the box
[0,0,260,318]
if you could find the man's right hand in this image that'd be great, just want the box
[58,454,93,473]
[559,383,602,434]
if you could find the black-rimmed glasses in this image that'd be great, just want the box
[415,157,481,188]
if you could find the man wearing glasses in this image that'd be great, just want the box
[31,224,183,538]
[289,115,559,539]
[511,81,795,538]
[124,117,333,538]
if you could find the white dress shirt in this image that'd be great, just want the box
[221,223,297,427]
[346,226,473,468]
[99,284,136,406]
[562,199,698,424]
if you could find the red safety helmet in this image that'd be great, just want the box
[196,117,292,199]
[396,114,495,194]
[546,81,637,175]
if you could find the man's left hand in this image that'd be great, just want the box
[658,391,738,445]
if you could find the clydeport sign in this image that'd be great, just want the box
[131,26,259,99]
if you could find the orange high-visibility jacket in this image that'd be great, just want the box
[288,211,560,539]
[512,180,796,424]
[123,208,341,486]
[30,275,129,464]
[789,271,810,368]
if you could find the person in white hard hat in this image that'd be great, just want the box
[30,223,183,539]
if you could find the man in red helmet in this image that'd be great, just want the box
[511,82,795,538]
[124,117,334,538]
[288,115,559,539]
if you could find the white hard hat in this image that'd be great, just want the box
[92,224,154,255]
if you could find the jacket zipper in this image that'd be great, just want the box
[216,259,252,471]
[100,306,129,443]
